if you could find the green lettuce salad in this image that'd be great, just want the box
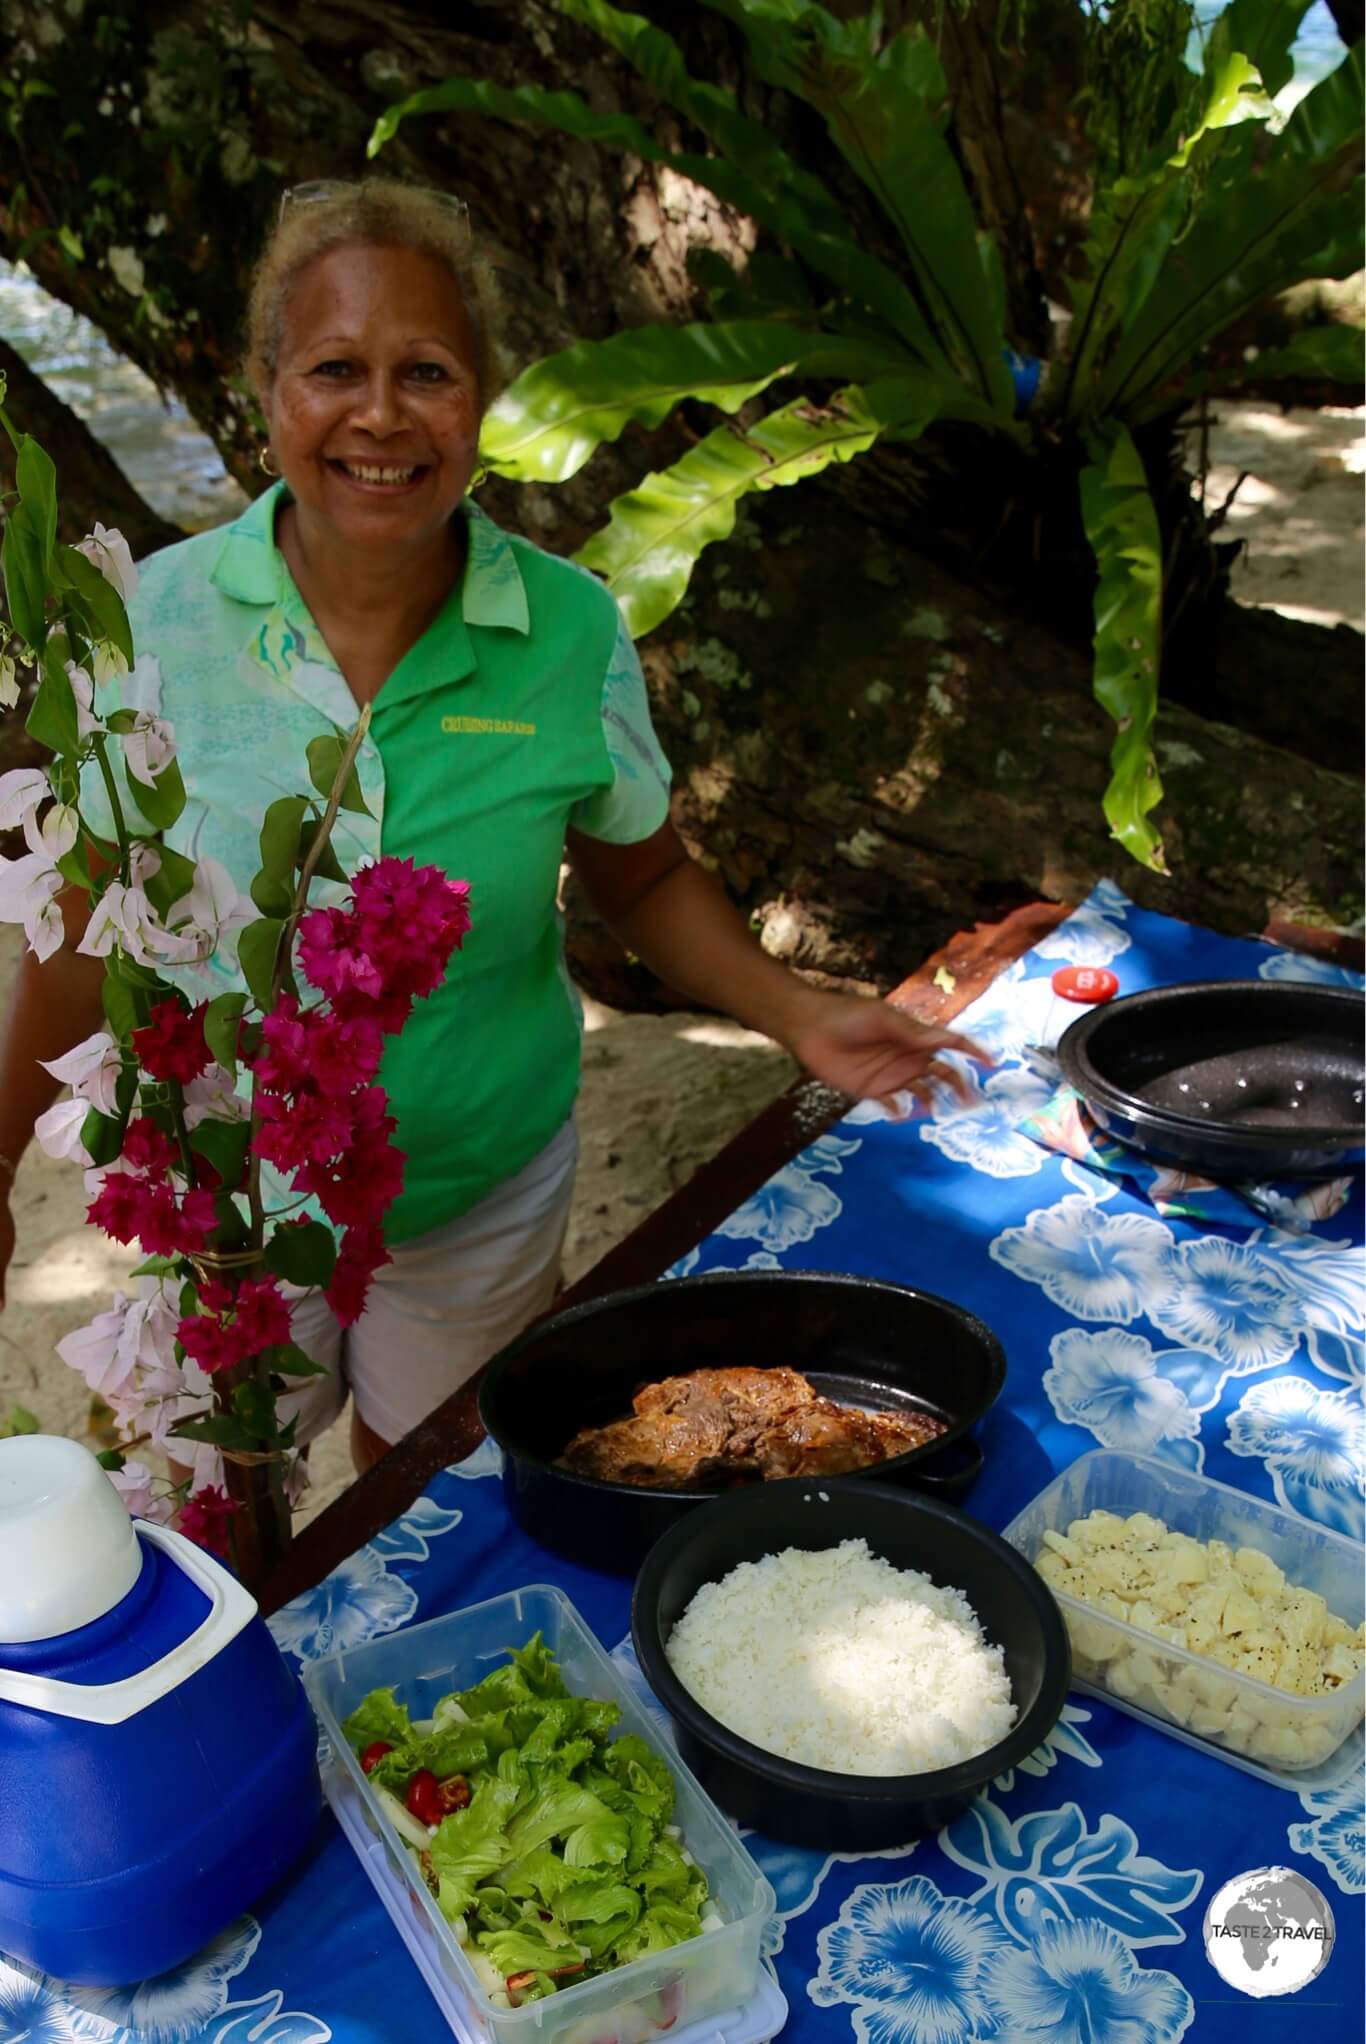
[341,1634,716,2006]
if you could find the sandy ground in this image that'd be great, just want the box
[2,400,1360,1528]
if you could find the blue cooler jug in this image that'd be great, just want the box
[0,1434,321,1985]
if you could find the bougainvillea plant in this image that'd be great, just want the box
[0,390,471,1582]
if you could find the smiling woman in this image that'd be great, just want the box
[0,175,987,1509]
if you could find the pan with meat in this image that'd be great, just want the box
[477,1269,1005,1573]
[559,1366,949,1486]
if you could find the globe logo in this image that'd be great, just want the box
[1203,1865,1336,1998]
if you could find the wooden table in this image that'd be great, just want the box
[256,903,1360,1617]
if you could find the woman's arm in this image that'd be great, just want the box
[567,820,985,1106]
[0,887,107,1305]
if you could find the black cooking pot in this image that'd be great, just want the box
[632,1477,1070,1849]
[1057,980,1365,1179]
[477,1269,1006,1574]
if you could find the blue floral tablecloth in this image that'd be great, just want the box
[7,887,1362,2042]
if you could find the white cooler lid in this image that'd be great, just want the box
[0,1434,142,1642]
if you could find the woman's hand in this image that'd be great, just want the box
[778,987,989,1115]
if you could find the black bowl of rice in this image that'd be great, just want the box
[632,1476,1070,1850]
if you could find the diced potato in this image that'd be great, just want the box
[1128,1599,1158,1632]
[1323,1643,1362,1687]
[1234,1547,1284,1595]
[1090,1550,1152,1597]
[1207,1540,1234,1572]
[1219,1587,1262,1638]
[1042,1529,1083,1565]
[1121,1512,1167,1550]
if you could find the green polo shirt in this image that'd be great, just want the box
[82,485,671,1243]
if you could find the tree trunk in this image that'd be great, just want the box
[563,489,1362,1006]
[0,0,1359,1008]
[0,339,184,557]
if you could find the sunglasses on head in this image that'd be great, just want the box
[278,180,472,254]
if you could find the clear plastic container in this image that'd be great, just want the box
[1000,1452,1365,1792]
[303,1586,775,2044]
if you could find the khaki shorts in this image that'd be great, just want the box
[278,1118,578,1448]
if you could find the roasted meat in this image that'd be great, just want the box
[559,1366,947,1488]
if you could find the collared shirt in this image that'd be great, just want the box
[83,484,671,1243]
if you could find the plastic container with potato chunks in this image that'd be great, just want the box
[1002,1451,1364,1791]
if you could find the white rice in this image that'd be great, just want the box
[665,1537,1016,1775]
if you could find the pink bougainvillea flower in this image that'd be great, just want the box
[326,1220,391,1327]
[297,904,385,1002]
[177,1276,292,1375]
[89,1172,216,1256]
[231,1276,293,1355]
[251,997,312,1095]
[306,1010,385,1097]
[120,1118,179,1176]
[131,998,212,1086]
[252,1088,357,1172]
[178,1484,238,1559]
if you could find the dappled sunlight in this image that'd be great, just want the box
[10,1227,138,1306]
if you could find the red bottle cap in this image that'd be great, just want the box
[1052,965,1119,1003]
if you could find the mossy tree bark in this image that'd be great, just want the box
[0,0,1359,1003]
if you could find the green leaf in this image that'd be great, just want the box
[1079,425,1167,872]
[169,1411,258,1449]
[264,1220,338,1288]
[55,847,90,891]
[306,734,371,816]
[124,755,187,833]
[101,967,143,1042]
[266,1340,332,1378]
[296,817,348,884]
[25,642,78,755]
[1198,322,1366,388]
[714,9,1013,410]
[190,1117,250,1191]
[1206,0,1314,99]
[203,991,248,1076]
[561,0,848,235]
[16,436,57,571]
[482,322,809,483]
[55,543,134,666]
[251,870,293,917]
[237,917,285,1011]
[2,500,47,648]
[258,793,309,885]
[367,72,940,372]
[1100,47,1365,411]
[576,378,942,636]
[129,1253,181,1278]
[80,1105,124,1168]
[232,1378,281,1440]
[142,844,197,919]
[1060,44,1273,419]
[95,1447,126,1470]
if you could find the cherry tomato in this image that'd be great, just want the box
[360,1741,394,1774]
[405,1768,444,1826]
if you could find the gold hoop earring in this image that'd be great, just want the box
[258,446,280,478]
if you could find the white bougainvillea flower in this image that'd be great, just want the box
[66,661,103,737]
[107,1457,175,1524]
[91,639,130,684]
[40,1029,124,1113]
[0,654,18,709]
[120,711,177,786]
[76,879,201,967]
[0,852,64,961]
[55,1293,143,1403]
[183,1062,249,1128]
[0,767,50,830]
[32,1095,94,1165]
[24,800,79,861]
[168,855,255,962]
[75,521,139,602]
[105,249,146,302]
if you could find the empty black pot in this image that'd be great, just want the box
[632,1477,1070,1850]
[1058,980,1364,1179]
[478,1270,1006,1574]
